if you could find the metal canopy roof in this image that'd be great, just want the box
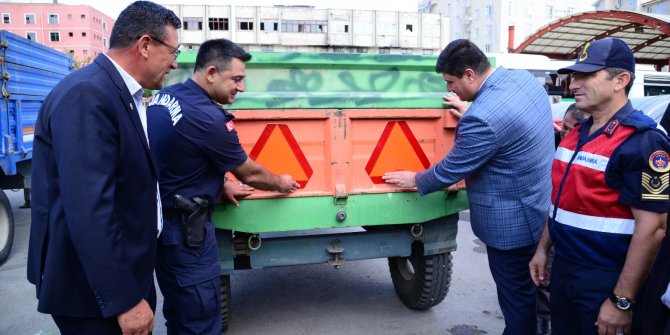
[512,10,670,70]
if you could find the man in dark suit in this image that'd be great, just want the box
[27,2,181,334]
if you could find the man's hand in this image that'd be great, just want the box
[221,180,255,207]
[529,249,549,287]
[276,174,300,193]
[444,94,468,120]
[596,299,631,335]
[382,171,417,188]
[117,299,154,335]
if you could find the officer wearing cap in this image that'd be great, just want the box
[147,39,300,334]
[529,38,670,335]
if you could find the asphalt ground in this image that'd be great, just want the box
[0,190,504,334]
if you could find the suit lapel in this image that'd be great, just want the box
[94,55,159,177]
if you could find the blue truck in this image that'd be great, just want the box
[0,30,72,264]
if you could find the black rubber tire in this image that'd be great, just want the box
[0,190,14,265]
[220,275,231,332]
[388,242,452,310]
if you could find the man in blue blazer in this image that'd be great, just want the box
[27,2,181,334]
[384,39,554,334]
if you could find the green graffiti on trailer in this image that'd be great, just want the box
[168,51,447,109]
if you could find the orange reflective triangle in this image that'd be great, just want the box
[365,121,430,184]
[249,124,313,188]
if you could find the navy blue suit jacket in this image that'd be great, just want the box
[27,54,159,318]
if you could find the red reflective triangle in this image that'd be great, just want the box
[365,121,430,184]
[249,124,313,188]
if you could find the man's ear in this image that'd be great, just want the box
[614,71,632,92]
[205,66,219,83]
[137,35,151,58]
[464,68,475,82]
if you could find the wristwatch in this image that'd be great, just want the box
[609,293,634,311]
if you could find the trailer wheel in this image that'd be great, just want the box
[220,275,231,332]
[0,191,14,265]
[388,242,452,310]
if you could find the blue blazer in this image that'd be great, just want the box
[27,54,159,318]
[417,67,555,250]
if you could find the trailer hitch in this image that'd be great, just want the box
[326,241,345,269]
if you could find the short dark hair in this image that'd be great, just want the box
[435,39,491,78]
[194,39,252,73]
[109,1,181,49]
[604,67,635,96]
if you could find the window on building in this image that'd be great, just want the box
[379,48,390,54]
[330,21,349,33]
[83,50,88,55]
[405,24,413,32]
[525,4,533,18]
[26,32,36,41]
[209,17,229,31]
[260,20,278,31]
[281,20,327,33]
[423,49,433,55]
[333,47,346,53]
[357,47,368,53]
[486,5,493,16]
[48,14,59,24]
[67,14,72,20]
[68,32,73,37]
[237,19,253,31]
[261,45,273,51]
[474,9,480,20]
[102,22,107,31]
[545,5,553,19]
[485,44,491,52]
[184,17,203,31]
[50,32,60,42]
[82,32,87,37]
[646,6,654,13]
[567,7,574,15]
[401,48,412,55]
[69,50,74,54]
[103,38,107,48]
[485,25,492,37]
[508,2,515,17]
[475,28,480,39]
[615,0,622,8]
[25,13,35,24]
[2,13,9,24]
[81,14,85,19]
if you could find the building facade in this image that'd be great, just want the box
[0,3,114,65]
[425,0,593,52]
[161,4,450,55]
[593,0,670,14]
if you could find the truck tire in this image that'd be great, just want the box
[220,275,231,332]
[388,242,452,310]
[0,191,15,265]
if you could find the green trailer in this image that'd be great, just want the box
[167,51,469,329]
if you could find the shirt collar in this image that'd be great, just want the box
[104,53,143,98]
[578,100,635,139]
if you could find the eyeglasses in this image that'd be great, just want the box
[138,35,181,60]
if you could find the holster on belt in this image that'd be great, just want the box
[173,194,210,248]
